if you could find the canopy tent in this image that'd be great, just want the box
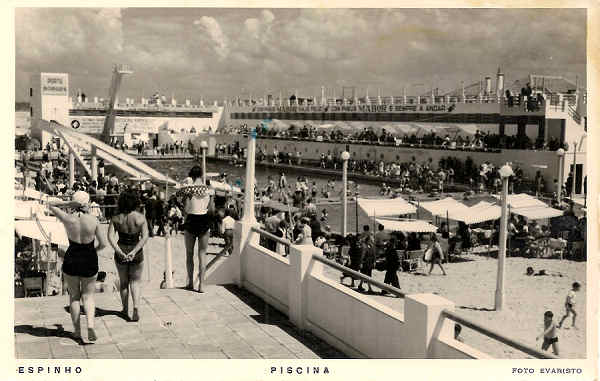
[357,197,416,217]
[15,200,48,220]
[455,201,502,224]
[15,219,69,246]
[375,218,438,233]
[418,197,470,219]
[492,193,564,220]
[510,206,564,220]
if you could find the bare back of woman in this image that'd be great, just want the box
[108,191,149,322]
[49,191,107,343]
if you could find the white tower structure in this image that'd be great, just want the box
[101,64,133,144]
[29,72,70,146]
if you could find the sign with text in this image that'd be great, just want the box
[41,73,68,96]
[252,104,450,113]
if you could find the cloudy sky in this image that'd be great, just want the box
[15,8,586,102]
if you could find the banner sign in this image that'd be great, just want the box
[252,104,450,113]
[41,73,68,96]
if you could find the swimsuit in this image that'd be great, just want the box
[63,240,98,278]
[178,184,214,237]
[543,337,558,346]
[184,214,213,236]
[116,231,144,265]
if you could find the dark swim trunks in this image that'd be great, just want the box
[62,240,98,278]
[543,337,558,348]
[184,213,213,236]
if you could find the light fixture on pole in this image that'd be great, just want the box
[200,140,208,185]
[571,142,577,197]
[495,163,514,311]
[341,151,350,237]
[556,148,565,206]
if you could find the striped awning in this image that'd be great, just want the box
[376,218,438,233]
[419,197,470,219]
[358,197,417,217]
[492,193,563,220]
[457,201,502,224]
[511,206,563,220]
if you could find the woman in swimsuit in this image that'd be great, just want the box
[178,165,215,293]
[49,191,107,343]
[108,190,149,322]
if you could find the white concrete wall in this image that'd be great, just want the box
[305,273,406,358]
[207,220,504,359]
[242,241,290,314]
[431,337,492,359]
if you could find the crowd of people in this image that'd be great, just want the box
[221,122,569,152]
[15,134,586,349]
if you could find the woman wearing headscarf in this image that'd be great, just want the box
[49,191,107,343]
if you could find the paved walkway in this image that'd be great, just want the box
[14,285,348,359]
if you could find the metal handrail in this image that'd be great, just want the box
[312,255,405,298]
[441,309,558,359]
[250,226,291,247]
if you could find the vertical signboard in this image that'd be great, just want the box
[41,73,68,96]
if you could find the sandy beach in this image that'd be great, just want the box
[95,227,586,359]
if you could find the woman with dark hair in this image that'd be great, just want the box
[427,233,447,276]
[49,191,107,342]
[178,165,215,293]
[108,190,149,321]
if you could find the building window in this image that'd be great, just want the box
[30,88,33,97]
[30,107,33,117]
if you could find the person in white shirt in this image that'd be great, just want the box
[219,209,236,256]
[176,166,215,293]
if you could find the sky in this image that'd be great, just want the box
[15,8,587,103]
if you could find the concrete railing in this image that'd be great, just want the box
[206,219,558,359]
[204,220,475,358]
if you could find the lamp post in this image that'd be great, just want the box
[341,151,350,237]
[556,148,565,206]
[495,163,514,311]
[200,140,208,185]
[571,142,577,197]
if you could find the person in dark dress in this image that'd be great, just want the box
[382,237,400,294]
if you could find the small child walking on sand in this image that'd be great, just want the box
[558,282,581,329]
[536,311,559,356]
